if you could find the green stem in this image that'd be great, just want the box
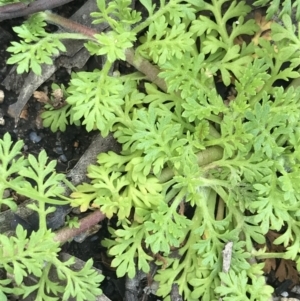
[250,59,282,106]
[209,123,221,138]
[42,11,169,93]
[36,262,52,298]
[211,0,231,48]
[207,114,223,124]
[114,114,133,129]
[170,189,186,211]
[196,146,223,166]
[164,184,181,202]
[213,185,245,231]
[276,134,288,147]
[62,178,77,192]
[125,48,168,92]
[100,60,113,81]
[159,146,223,183]
[38,206,47,230]
[45,32,95,42]
[206,188,217,217]
[216,197,225,221]
[254,252,287,259]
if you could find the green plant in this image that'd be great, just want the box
[253,0,300,19]
[2,0,300,300]
[0,133,104,300]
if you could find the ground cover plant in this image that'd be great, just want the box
[1,0,300,300]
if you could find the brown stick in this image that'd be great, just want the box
[54,210,106,244]
[0,0,74,21]
[125,48,168,93]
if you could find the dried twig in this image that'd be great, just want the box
[54,210,106,244]
[0,0,74,21]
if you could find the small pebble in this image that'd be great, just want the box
[292,285,300,294]
[0,109,4,125]
[0,90,4,104]
[29,131,42,143]
[113,70,121,77]
[54,146,63,154]
[59,154,68,162]
[89,235,99,242]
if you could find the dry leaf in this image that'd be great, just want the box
[264,258,277,274]
[252,11,273,45]
[276,259,299,284]
[51,88,66,108]
[261,231,300,285]
[52,89,63,101]
[35,111,44,129]
[33,91,49,103]
[19,105,28,120]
